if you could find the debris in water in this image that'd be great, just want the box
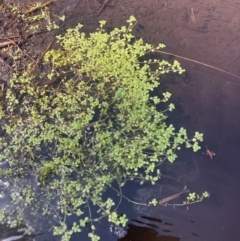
[110,224,127,238]
[158,186,189,205]
[205,146,216,159]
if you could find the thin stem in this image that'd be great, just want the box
[87,200,93,227]
[160,198,204,207]
[40,195,62,223]
[154,49,240,81]
[112,183,123,212]
[110,186,147,206]
[25,0,55,14]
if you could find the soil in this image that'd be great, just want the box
[1,0,240,240]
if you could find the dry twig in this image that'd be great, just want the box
[25,0,55,15]
[158,186,189,205]
[190,8,196,24]
[0,40,18,48]
[154,50,240,81]
[6,38,36,62]
[81,117,108,130]
[97,0,110,16]
[27,37,55,76]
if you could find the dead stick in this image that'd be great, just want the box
[158,193,181,205]
[154,50,240,81]
[0,30,54,41]
[25,0,55,14]
[0,40,18,48]
[192,114,198,122]
[97,0,110,15]
[27,38,55,76]
[27,21,65,76]
[191,8,196,24]
[158,186,189,205]
[81,117,108,130]
[6,38,36,62]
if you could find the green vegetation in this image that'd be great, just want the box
[0,16,208,241]
[5,1,60,32]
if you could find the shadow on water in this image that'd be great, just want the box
[109,215,203,241]
[121,220,181,241]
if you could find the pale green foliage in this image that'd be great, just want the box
[5,2,62,32]
[0,16,203,240]
[187,191,210,203]
[149,190,210,207]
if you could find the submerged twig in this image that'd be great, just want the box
[6,38,36,62]
[158,186,189,205]
[154,50,240,81]
[27,21,66,76]
[81,117,108,130]
[27,37,55,76]
[190,8,196,24]
[97,0,110,16]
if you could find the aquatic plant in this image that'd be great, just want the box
[0,16,207,241]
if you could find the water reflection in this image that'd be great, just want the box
[119,216,180,241]
[58,0,80,14]
[116,214,205,241]
[0,225,36,241]
[0,159,58,241]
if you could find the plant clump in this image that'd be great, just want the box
[0,16,204,241]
